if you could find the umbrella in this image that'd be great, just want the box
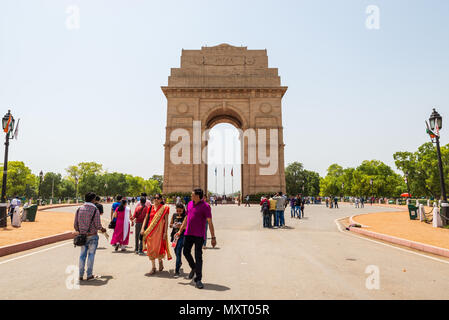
[401,193,411,198]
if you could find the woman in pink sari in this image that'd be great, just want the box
[111,199,133,251]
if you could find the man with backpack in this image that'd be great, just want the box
[260,196,270,228]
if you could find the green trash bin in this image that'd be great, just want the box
[25,205,38,222]
[407,204,418,220]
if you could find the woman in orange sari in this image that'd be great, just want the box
[141,194,172,275]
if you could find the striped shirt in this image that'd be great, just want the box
[74,202,102,235]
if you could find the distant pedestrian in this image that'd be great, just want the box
[289,196,296,218]
[245,195,250,207]
[9,196,21,224]
[94,196,104,215]
[111,195,122,221]
[300,198,305,218]
[269,195,277,227]
[295,196,302,219]
[334,197,339,209]
[132,196,149,255]
[74,192,106,281]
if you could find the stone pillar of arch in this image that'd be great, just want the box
[162,44,287,197]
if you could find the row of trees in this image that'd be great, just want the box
[285,162,321,196]
[319,161,404,198]
[393,142,449,199]
[0,161,163,199]
[286,142,449,199]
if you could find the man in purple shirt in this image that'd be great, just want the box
[176,188,216,289]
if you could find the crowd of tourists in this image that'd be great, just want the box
[259,193,310,228]
[73,188,216,289]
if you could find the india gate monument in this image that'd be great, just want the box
[162,44,287,196]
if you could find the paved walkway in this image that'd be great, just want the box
[1,203,449,299]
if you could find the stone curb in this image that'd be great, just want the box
[349,218,449,259]
[0,231,74,257]
[38,203,82,211]
[0,204,81,257]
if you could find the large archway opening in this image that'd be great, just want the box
[206,122,241,198]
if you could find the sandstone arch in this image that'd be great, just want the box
[162,44,287,197]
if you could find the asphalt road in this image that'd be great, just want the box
[1,203,448,300]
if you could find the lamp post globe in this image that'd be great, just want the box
[429,108,442,131]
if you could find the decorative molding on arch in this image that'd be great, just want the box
[201,103,248,129]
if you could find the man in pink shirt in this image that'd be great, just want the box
[176,188,216,289]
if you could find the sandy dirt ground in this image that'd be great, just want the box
[353,210,449,249]
[0,210,74,247]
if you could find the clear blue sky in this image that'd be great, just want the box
[0,0,448,193]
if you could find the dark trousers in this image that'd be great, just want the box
[263,211,270,227]
[135,223,143,252]
[175,234,185,272]
[183,235,204,282]
[269,210,275,227]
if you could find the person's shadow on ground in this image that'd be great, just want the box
[79,275,113,286]
[178,281,230,292]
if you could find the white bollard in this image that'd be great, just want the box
[59,199,61,204]
[433,206,443,228]
[396,199,399,205]
[416,199,419,207]
[427,199,430,207]
[419,204,425,221]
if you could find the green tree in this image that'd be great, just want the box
[303,170,320,196]
[40,172,63,199]
[0,161,37,197]
[103,172,129,196]
[151,175,163,191]
[351,160,404,198]
[285,162,320,196]
[60,178,76,198]
[319,164,344,197]
[145,179,162,195]
[285,162,305,195]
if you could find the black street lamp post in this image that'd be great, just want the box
[0,110,15,228]
[38,171,43,206]
[426,108,448,224]
[75,176,79,203]
[370,179,373,206]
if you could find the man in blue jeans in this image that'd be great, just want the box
[274,192,286,228]
[74,192,106,281]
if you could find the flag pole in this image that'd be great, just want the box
[223,166,225,196]
[231,167,234,196]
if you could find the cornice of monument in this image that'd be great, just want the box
[161,86,288,98]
